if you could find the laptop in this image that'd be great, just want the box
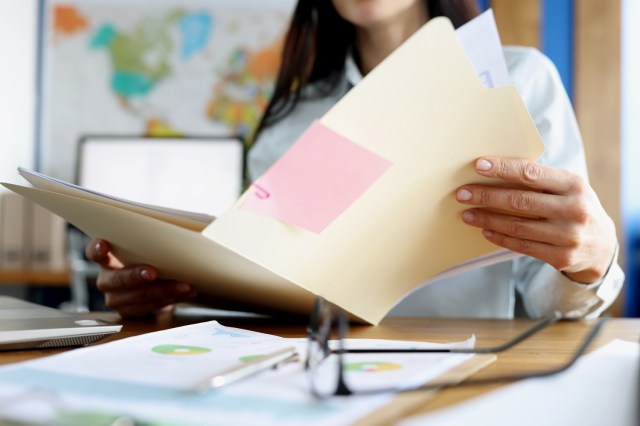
[0,296,122,350]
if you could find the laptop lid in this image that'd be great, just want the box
[0,296,122,351]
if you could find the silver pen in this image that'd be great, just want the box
[194,346,299,392]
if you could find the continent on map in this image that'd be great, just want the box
[179,12,213,59]
[89,10,191,101]
[145,118,183,137]
[54,5,88,36]
[206,35,284,141]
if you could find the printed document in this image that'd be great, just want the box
[0,321,476,426]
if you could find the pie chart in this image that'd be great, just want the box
[344,361,402,372]
[151,344,211,355]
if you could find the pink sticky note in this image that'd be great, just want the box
[242,120,392,233]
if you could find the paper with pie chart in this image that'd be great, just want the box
[0,320,481,426]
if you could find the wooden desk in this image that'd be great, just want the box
[1,312,638,421]
[0,269,70,287]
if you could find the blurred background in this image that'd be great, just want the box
[0,0,637,316]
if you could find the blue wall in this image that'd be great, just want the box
[541,0,574,101]
[621,0,640,316]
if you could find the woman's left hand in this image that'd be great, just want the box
[456,157,617,284]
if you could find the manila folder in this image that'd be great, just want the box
[203,18,544,324]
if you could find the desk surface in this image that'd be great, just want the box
[1,311,639,420]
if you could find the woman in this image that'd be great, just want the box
[87,0,623,318]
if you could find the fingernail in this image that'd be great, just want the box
[483,229,494,238]
[95,241,104,254]
[140,268,152,280]
[457,188,472,201]
[476,159,492,171]
[462,211,475,222]
[177,283,191,293]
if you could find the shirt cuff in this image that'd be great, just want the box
[522,246,624,319]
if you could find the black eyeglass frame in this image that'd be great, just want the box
[305,297,607,398]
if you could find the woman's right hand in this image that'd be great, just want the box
[85,238,197,317]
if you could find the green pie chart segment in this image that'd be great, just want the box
[239,354,266,363]
[344,361,402,372]
[151,344,211,355]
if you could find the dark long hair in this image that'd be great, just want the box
[253,0,480,142]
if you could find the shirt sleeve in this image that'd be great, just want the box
[505,47,624,318]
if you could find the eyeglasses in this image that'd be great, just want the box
[305,297,607,398]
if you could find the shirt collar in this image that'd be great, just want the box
[345,50,364,87]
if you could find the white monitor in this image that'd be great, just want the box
[76,136,244,217]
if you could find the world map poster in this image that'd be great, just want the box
[39,0,295,181]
